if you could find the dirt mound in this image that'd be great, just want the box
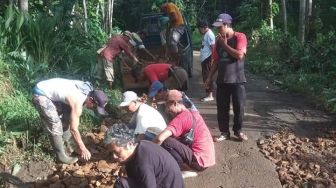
[258,128,336,187]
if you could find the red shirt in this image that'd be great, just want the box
[100,36,133,62]
[166,110,216,168]
[212,32,247,62]
[143,63,172,83]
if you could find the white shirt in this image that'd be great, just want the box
[200,29,215,62]
[130,103,167,135]
[36,78,87,105]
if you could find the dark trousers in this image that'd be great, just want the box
[216,83,246,134]
[161,137,205,171]
[201,56,213,93]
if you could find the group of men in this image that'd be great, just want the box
[32,1,248,187]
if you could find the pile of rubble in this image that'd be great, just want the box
[34,124,124,188]
[258,128,336,187]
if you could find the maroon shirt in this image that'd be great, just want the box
[100,35,133,62]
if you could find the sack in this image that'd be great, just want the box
[180,128,194,146]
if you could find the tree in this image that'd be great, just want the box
[281,0,288,35]
[299,0,306,43]
[19,0,28,12]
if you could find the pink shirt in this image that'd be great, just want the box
[100,36,132,62]
[166,110,216,168]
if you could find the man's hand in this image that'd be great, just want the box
[80,147,91,161]
[217,32,227,47]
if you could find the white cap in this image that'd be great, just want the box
[119,91,138,107]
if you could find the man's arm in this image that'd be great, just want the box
[120,41,139,63]
[153,129,172,145]
[217,33,246,60]
[66,95,91,161]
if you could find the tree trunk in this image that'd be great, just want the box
[83,0,88,33]
[269,0,274,29]
[298,0,306,44]
[109,0,114,34]
[281,0,288,35]
[19,0,28,12]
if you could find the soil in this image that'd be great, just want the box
[1,51,335,188]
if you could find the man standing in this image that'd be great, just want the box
[206,13,248,141]
[197,19,216,102]
[32,78,109,164]
[104,124,184,188]
[160,2,185,64]
[95,32,140,89]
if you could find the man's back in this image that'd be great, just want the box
[126,141,184,188]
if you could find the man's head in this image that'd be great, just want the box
[197,19,209,34]
[212,13,233,35]
[165,89,186,117]
[119,91,140,113]
[86,90,109,116]
[104,123,137,162]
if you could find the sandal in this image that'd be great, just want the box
[234,132,248,141]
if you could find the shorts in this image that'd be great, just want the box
[94,58,115,82]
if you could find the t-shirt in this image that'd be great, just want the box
[126,141,184,188]
[36,78,88,105]
[212,32,247,84]
[166,110,216,168]
[100,35,132,62]
[165,3,184,27]
[143,63,172,83]
[129,103,167,135]
[200,29,215,62]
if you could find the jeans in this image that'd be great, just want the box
[216,83,246,134]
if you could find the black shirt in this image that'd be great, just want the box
[216,34,246,84]
[126,140,184,188]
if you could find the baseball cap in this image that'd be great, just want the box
[166,89,183,102]
[212,13,232,27]
[148,81,164,97]
[91,90,109,116]
[119,91,138,107]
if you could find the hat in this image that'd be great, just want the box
[148,81,164,97]
[166,89,183,102]
[197,19,208,28]
[212,13,232,27]
[164,67,188,91]
[123,30,132,39]
[92,90,109,116]
[119,91,138,107]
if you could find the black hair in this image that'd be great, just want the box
[197,19,209,28]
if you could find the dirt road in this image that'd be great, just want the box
[4,51,335,188]
[184,51,335,188]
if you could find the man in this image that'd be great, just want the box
[131,63,188,93]
[205,13,248,142]
[104,124,184,188]
[154,90,215,178]
[123,30,157,60]
[160,2,185,64]
[95,32,140,89]
[148,81,197,112]
[119,91,166,141]
[32,78,109,164]
[197,19,216,102]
